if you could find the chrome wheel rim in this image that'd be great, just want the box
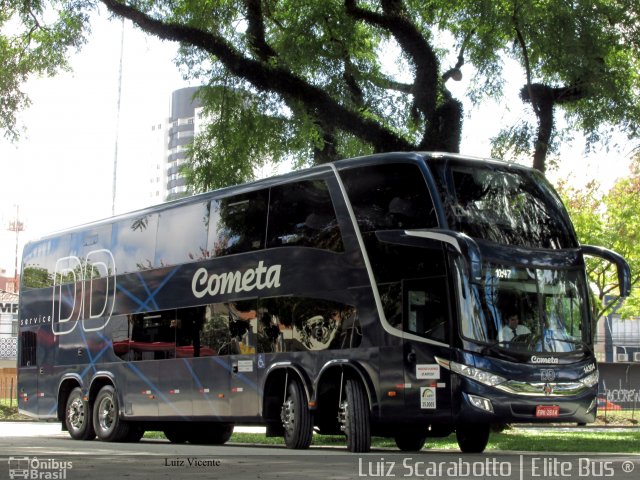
[97,396,115,433]
[281,398,295,435]
[67,397,85,431]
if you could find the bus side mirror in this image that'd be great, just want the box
[405,229,483,282]
[582,245,631,297]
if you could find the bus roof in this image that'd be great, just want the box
[25,151,522,244]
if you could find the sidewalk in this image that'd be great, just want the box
[1,421,67,437]
[0,422,266,437]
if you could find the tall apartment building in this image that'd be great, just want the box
[148,86,203,203]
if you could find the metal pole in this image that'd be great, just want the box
[112,18,125,216]
[8,205,24,283]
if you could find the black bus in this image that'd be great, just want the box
[17,152,630,453]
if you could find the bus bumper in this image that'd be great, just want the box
[454,382,598,425]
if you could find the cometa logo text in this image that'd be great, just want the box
[530,356,560,364]
[192,261,282,299]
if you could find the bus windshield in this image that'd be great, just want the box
[431,161,577,249]
[457,264,591,354]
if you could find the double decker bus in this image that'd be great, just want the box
[17,152,630,453]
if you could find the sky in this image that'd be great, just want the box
[0,10,193,275]
[0,9,635,276]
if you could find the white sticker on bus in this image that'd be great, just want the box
[237,360,254,373]
[416,364,440,380]
[420,387,437,409]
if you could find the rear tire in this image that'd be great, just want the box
[93,385,131,442]
[456,424,490,453]
[339,378,370,453]
[65,387,95,440]
[281,379,313,449]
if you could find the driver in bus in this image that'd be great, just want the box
[500,311,531,342]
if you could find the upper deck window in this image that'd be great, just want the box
[113,214,159,272]
[155,201,210,266]
[210,190,269,257]
[340,163,438,232]
[431,161,577,249]
[267,180,343,252]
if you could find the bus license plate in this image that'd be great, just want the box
[536,405,560,418]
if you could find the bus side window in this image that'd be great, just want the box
[155,202,210,267]
[228,300,258,355]
[210,190,268,257]
[129,310,176,360]
[258,296,357,352]
[175,305,214,358]
[200,303,235,356]
[404,278,449,343]
[113,214,159,273]
[267,180,344,252]
[19,331,37,367]
[340,163,439,232]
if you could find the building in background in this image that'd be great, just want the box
[596,313,640,363]
[148,86,203,203]
[0,280,19,368]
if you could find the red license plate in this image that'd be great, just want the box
[536,405,560,418]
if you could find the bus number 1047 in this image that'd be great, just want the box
[495,268,512,279]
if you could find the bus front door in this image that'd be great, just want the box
[402,278,453,429]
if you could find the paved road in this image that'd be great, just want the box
[1,423,638,479]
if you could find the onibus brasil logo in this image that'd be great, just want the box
[8,457,73,479]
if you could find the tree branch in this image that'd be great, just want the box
[442,30,473,83]
[513,9,538,117]
[244,0,277,61]
[345,0,440,146]
[100,0,413,153]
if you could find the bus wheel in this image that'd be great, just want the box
[93,385,131,442]
[280,379,313,449]
[339,378,371,453]
[456,424,490,453]
[65,387,95,440]
[394,432,426,452]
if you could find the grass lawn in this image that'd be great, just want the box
[142,428,640,454]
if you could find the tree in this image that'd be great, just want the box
[483,0,640,172]
[557,158,640,320]
[2,1,639,186]
[0,0,89,141]
[1,1,483,189]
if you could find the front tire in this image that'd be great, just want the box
[281,379,313,449]
[339,378,371,453]
[93,385,131,442]
[65,387,95,440]
[456,424,490,453]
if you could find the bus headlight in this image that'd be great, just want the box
[581,370,599,388]
[445,359,506,387]
[468,394,494,413]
